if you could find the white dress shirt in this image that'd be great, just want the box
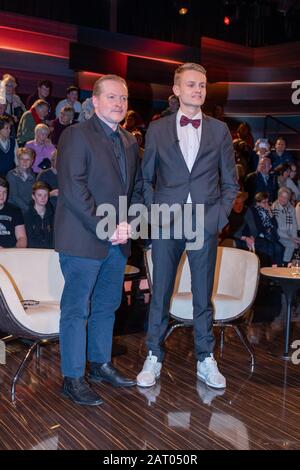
[176,109,202,203]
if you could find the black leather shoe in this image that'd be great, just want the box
[61,377,104,406]
[89,362,136,387]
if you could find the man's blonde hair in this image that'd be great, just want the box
[93,75,128,96]
[174,63,207,85]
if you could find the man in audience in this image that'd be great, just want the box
[26,80,55,121]
[0,177,27,248]
[24,181,54,248]
[17,99,49,146]
[244,156,278,204]
[51,105,74,146]
[55,74,142,406]
[38,150,58,209]
[55,86,82,121]
[270,137,294,169]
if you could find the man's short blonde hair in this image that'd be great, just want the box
[93,75,128,96]
[174,63,207,85]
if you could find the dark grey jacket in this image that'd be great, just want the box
[142,113,238,234]
[54,114,143,259]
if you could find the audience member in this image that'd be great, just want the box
[0,176,27,248]
[55,86,81,120]
[38,150,58,208]
[6,147,36,214]
[26,80,55,121]
[25,123,56,173]
[270,137,294,169]
[2,74,26,126]
[272,187,299,263]
[24,181,54,248]
[78,97,94,122]
[51,106,74,146]
[244,156,278,204]
[17,99,49,146]
[0,115,17,176]
[160,95,180,118]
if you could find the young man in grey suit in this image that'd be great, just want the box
[137,63,239,389]
[55,75,142,406]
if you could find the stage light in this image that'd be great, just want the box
[224,16,231,25]
[179,7,188,15]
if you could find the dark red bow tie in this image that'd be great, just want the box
[180,115,201,129]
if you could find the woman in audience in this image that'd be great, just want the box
[286,163,300,201]
[242,192,284,266]
[17,99,49,146]
[0,115,17,176]
[2,74,26,127]
[6,147,36,214]
[25,123,56,174]
[24,181,54,248]
[272,187,300,263]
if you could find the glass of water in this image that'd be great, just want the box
[291,258,300,277]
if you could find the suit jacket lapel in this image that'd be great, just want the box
[193,113,212,168]
[167,114,190,173]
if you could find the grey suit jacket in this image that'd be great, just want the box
[142,112,238,234]
[54,114,142,259]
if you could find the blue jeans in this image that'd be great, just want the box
[59,245,127,378]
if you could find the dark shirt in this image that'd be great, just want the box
[51,119,73,146]
[0,203,24,247]
[24,203,54,248]
[37,169,58,209]
[98,119,127,185]
[270,150,294,169]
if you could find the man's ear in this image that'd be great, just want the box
[172,84,179,98]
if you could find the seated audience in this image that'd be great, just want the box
[251,138,271,170]
[244,157,278,204]
[17,99,49,146]
[123,109,145,132]
[270,137,294,169]
[242,192,284,266]
[37,150,58,208]
[219,191,248,246]
[6,147,36,214]
[25,123,56,174]
[0,101,16,138]
[286,163,300,201]
[0,115,17,176]
[24,181,54,248]
[78,97,94,122]
[0,176,27,248]
[272,187,299,263]
[233,122,254,149]
[2,74,26,127]
[275,162,291,188]
[51,105,74,146]
[55,86,81,120]
[26,79,55,121]
[160,95,180,118]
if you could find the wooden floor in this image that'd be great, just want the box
[1,300,300,450]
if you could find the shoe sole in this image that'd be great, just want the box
[197,372,226,389]
[88,375,136,387]
[61,390,103,406]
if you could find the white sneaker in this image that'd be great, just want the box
[137,352,162,388]
[197,354,226,389]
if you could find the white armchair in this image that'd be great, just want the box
[0,249,64,400]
